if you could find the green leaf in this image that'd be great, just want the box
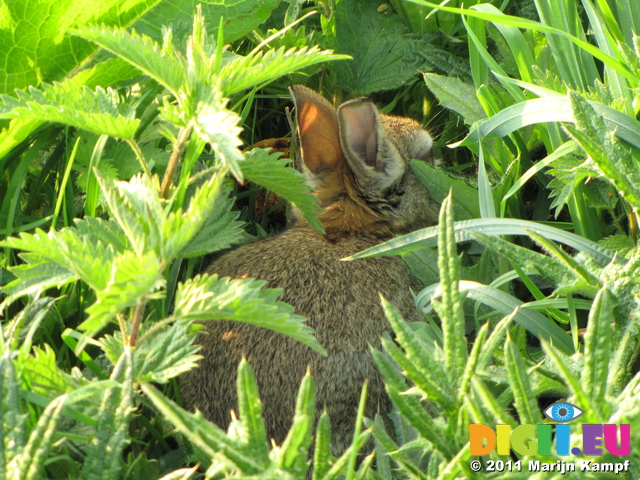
[174,274,326,355]
[70,25,185,96]
[81,350,134,480]
[123,320,200,383]
[371,349,453,459]
[409,160,479,220]
[73,217,129,254]
[418,280,575,354]
[220,46,350,96]
[242,148,323,233]
[505,335,542,425]
[468,230,585,288]
[0,0,159,93]
[312,412,332,480]
[80,251,163,335]
[97,174,164,259]
[164,171,230,259]
[1,261,76,310]
[277,370,314,472]
[235,360,269,466]
[134,0,280,44]
[177,187,245,258]
[434,195,468,381]
[583,288,614,407]
[9,394,66,480]
[347,217,619,267]
[0,353,27,477]
[380,298,456,412]
[1,227,115,292]
[0,83,140,139]
[565,91,640,212]
[140,382,261,474]
[329,0,441,95]
[455,95,640,150]
[423,73,486,124]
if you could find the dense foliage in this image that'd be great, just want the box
[1,0,639,479]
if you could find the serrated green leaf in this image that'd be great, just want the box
[135,321,201,383]
[1,227,115,292]
[329,0,441,95]
[9,394,66,480]
[313,412,332,480]
[177,186,245,258]
[0,83,139,139]
[0,353,27,477]
[423,73,486,125]
[469,231,581,287]
[542,342,598,423]
[174,274,325,355]
[242,148,323,233]
[140,382,261,473]
[505,335,542,425]
[1,261,75,311]
[21,344,68,397]
[434,196,468,381]
[81,350,134,480]
[70,25,184,96]
[371,349,453,459]
[73,217,130,254]
[599,234,635,257]
[81,251,164,335]
[234,359,269,465]
[220,46,350,96]
[134,0,280,44]
[97,174,164,259]
[194,96,245,181]
[583,288,614,406]
[565,91,640,212]
[164,171,227,259]
[410,160,479,220]
[281,371,315,471]
[379,298,456,412]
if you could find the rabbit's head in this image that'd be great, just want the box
[290,85,438,238]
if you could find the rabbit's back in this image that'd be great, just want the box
[181,225,422,452]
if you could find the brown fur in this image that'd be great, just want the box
[180,85,439,456]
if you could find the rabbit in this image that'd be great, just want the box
[180,85,439,457]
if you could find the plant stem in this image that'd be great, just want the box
[160,127,192,199]
[129,301,146,347]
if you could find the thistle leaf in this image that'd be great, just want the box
[140,383,261,473]
[81,350,134,480]
[9,394,66,480]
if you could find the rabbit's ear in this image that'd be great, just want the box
[338,99,404,192]
[289,85,344,182]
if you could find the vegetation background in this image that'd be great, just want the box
[0,0,639,478]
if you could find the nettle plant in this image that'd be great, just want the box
[0,9,386,480]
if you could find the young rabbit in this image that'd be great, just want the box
[180,85,439,456]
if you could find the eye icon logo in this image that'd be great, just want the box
[544,402,584,422]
